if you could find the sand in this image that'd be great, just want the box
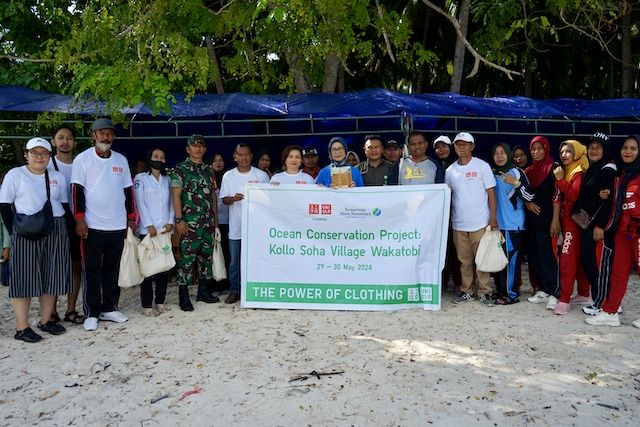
[0,270,639,426]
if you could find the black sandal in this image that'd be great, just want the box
[38,321,66,335]
[14,327,43,343]
[50,312,61,323]
[64,311,85,325]
[495,296,520,305]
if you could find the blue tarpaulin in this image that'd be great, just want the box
[1,85,639,120]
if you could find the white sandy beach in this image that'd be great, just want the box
[1,269,639,426]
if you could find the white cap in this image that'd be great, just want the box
[433,135,452,147]
[26,137,52,152]
[454,132,474,144]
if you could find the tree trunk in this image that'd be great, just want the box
[12,140,23,164]
[449,0,471,93]
[337,63,345,93]
[621,4,633,98]
[322,53,341,93]
[287,53,310,93]
[205,37,225,94]
[416,8,433,93]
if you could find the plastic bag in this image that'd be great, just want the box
[212,227,227,281]
[118,228,144,288]
[475,226,508,273]
[137,227,176,277]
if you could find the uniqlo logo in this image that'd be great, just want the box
[112,166,123,174]
[321,204,332,214]
[308,204,320,214]
[465,171,478,178]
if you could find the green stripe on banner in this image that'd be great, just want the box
[246,282,440,305]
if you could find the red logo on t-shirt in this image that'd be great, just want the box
[112,166,123,174]
[321,204,332,214]
[309,204,320,214]
[49,179,58,185]
[465,171,478,178]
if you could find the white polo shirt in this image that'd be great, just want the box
[0,166,68,217]
[133,172,174,235]
[71,147,132,231]
[219,167,269,240]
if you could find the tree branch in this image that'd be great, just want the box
[374,0,396,63]
[203,0,237,16]
[420,0,523,80]
[0,55,54,63]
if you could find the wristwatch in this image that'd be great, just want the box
[175,217,184,223]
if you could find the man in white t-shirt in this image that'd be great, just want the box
[219,144,269,304]
[71,118,135,331]
[48,127,83,326]
[445,132,498,307]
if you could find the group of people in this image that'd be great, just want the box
[1,118,639,343]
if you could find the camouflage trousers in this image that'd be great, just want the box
[176,223,214,287]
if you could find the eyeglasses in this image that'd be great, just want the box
[28,150,51,159]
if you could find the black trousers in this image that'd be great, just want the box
[82,228,126,318]
[528,230,558,296]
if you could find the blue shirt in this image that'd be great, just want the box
[495,167,526,231]
[315,165,364,188]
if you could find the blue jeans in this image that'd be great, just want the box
[229,239,241,293]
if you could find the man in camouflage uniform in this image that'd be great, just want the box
[171,134,219,311]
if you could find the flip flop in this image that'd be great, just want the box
[64,311,85,325]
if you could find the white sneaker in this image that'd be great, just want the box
[83,317,98,331]
[99,311,128,323]
[582,305,600,316]
[585,311,620,326]
[632,319,640,328]
[546,295,558,310]
[527,291,549,304]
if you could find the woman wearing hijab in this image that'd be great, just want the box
[315,137,364,188]
[550,139,591,315]
[491,143,534,304]
[525,136,560,306]
[133,147,174,316]
[571,133,617,316]
[586,135,640,328]
[512,145,531,169]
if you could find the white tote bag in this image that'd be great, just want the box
[118,228,145,288]
[212,227,227,281]
[137,228,176,277]
[475,226,509,273]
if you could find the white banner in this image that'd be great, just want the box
[241,184,450,311]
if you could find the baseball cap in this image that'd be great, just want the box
[588,131,609,145]
[26,137,52,152]
[302,147,318,156]
[187,134,206,146]
[385,139,402,149]
[91,118,115,132]
[433,135,452,147]
[454,132,474,144]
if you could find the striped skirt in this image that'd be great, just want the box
[8,216,72,298]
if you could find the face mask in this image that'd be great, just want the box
[149,160,166,171]
[96,142,112,152]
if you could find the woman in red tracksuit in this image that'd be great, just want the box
[551,140,591,315]
[586,135,640,328]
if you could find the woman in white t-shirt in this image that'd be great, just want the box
[270,145,315,185]
[0,138,72,343]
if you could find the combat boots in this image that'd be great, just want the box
[178,285,194,311]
